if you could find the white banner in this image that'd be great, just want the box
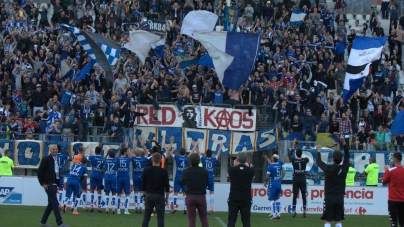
[135,105,256,131]
[6,177,388,216]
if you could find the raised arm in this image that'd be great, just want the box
[192,140,201,156]
[340,135,349,165]
[138,135,149,154]
[315,145,328,172]
[216,142,223,159]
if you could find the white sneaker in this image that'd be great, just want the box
[117,209,121,214]
[124,210,130,215]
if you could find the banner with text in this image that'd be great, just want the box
[292,149,404,185]
[4,177,389,215]
[147,19,166,36]
[135,104,256,131]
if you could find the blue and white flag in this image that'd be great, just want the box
[61,24,96,59]
[58,60,74,82]
[343,36,387,103]
[61,24,121,82]
[290,10,307,25]
[151,38,166,61]
[181,11,218,39]
[193,31,260,90]
[198,53,214,68]
[173,51,197,68]
[124,30,162,64]
[74,58,97,82]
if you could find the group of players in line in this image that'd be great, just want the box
[55,136,222,215]
[56,134,347,222]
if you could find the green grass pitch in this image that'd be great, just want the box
[1,206,390,227]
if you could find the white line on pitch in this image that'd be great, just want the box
[215,217,226,227]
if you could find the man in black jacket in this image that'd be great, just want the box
[227,152,255,227]
[316,136,349,227]
[121,105,146,149]
[38,145,70,227]
[142,153,170,227]
[32,84,47,115]
[181,153,209,227]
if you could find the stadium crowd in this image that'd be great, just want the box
[0,0,403,151]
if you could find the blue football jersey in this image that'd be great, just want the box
[88,155,104,177]
[173,155,189,177]
[132,156,147,176]
[68,163,88,181]
[56,153,69,173]
[104,158,118,176]
[267,161,284,187]
[201,156,217,177]
[117,156,131,177]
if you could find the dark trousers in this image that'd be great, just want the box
[186,194,209,227]
[227,200,252,227]
[41,184,63,226]
[78,119,89,141]
[388,200,404,227]
[142,194,165,227]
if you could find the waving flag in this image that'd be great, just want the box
[61,24,121,82]
[151,38,166,61]
[198,53,214,68]
[193,31,260,90]
[124,30,162,65]
[181,11,218,38]
[343,36,387,103]
[290,10,307,25]
[173,51,197,68]
[58,60,74,82]
[74,58,97,82]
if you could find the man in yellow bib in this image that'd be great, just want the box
[0,150,14,176]
[363,157,379,186]
[345,160,355,186]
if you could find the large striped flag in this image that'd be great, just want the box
[61,24,121,82]
[343,36,387,103]
[193,31,260,90]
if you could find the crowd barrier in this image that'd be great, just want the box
[0,176,388,215]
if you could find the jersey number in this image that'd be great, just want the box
[206,161,213,169]
[120,160,127,168]
[107,163,115,171]
[96,161,102,169]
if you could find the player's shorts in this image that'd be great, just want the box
[206,177,214,192]
[174,176,186,193]
[321,196,345,222]
[104,176,117,193]
[293,178,307,195]
[267,186,282,201]
[117,176,130,195]
[58,177,64,189]
[133,175,142,191]
[90,176,104,190]
[66,180,80,198]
